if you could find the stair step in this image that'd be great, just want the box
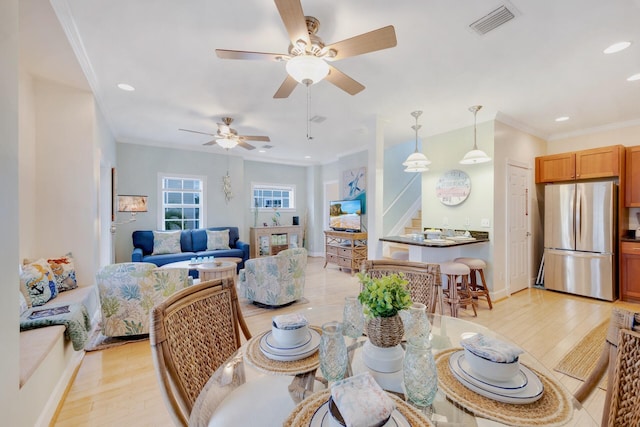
[411,218,422,228]
[404,227,422,234]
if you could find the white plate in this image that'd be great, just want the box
[449,351,544,404]
[265,330,312,351]
[452,351,528,394]
[309,400,410,427]
[259,329,320,362]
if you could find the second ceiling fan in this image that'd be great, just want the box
[179,117,269,150]
[215,0,397,98]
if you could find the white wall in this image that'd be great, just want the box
[0,0,21,422]
[115,143,248,262]
[547,124,640,154]
[32,78,99,286]
[19,73,38,260]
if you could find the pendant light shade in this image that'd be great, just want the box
[460,105,491,165]
[403,111,431,173]
[286,55,330,85]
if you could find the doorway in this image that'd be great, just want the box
[506,162,531,294]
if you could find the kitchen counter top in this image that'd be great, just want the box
[621,237,640,242]
[380,235,489,247]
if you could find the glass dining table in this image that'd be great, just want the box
[189,304,598,426]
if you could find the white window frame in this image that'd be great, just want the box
[157,173,207,230]
[251,182,296,211]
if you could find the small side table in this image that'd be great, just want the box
[197,261,237,285]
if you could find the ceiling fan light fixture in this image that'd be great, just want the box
[286,55,329,85]
[216,138,238,150]
[460,105,491,165]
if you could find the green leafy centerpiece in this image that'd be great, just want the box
[358,272,412,348]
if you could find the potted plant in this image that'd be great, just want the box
[357,272,412,348]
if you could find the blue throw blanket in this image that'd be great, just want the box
[20,302,91,351]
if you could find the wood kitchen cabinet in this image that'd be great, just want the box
[620,241,640,302]
[535,145,623,183]
[625,145,640,207]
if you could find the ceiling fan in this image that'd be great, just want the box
[215,0,397,98]
[179,117,270,150]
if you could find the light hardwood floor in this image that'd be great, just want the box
[53,257,639,426]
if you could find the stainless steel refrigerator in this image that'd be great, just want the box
[544,181,616,301]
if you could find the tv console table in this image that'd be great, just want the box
[324,230,368,275]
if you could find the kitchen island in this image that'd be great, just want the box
[379,232,489,263]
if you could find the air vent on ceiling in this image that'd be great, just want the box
[469,5,516,35]
[261,144,273,149]
[309,115,327,124]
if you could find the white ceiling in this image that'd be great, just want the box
[20,0,640,165]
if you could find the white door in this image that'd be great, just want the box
[507,163,530,294]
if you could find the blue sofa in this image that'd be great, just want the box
[131,227,249,276]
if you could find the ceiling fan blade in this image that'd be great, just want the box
[324,26,397,61]
[179,128,217,137]
[237,140,256,150]
[274,75,298,98]
[203,139,217,146]
[325,65,365,95]
[274,0,310,47]
[215,49,289,62]
[239,135,271,142]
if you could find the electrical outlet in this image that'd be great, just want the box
[481,218,490,227]
[442,217,449,226]
[464,217,471,227]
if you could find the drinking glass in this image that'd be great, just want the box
[319,321,348,383]
[400,302,430,345]
[342,296,365,340]
[403,340,438,408]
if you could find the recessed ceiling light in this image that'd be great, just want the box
[117,83,135,91]
[304,155,311,159]
[258,149,266,153]
[627,73,640,82]
[555,116,570,122]
[603,41,631,54]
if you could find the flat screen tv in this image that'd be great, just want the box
[329,199,362,232]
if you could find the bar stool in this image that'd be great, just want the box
[454,257,493,309]
[439,261,477,318]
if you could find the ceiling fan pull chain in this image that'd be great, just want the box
[306,83,313,141]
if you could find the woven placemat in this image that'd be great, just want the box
[283,389,435,426]
[244,326,321,376]
[436,348,573,427]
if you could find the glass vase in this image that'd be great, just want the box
[319,321,348,383]
[400,302,431,345]
[403,340,438,408]
[342,296,365,340]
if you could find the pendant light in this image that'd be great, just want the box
[403,111,431,173]
[460,105,491,164]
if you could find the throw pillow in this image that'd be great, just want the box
[152,230,182,255]
[206,229,230,250]
[18,264,32,308]
[23,253,78,292]
[20,258,58,306]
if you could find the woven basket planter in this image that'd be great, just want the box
[365,314,404,348]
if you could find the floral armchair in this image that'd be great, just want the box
[96,262,192,337]
[238,248,307,307]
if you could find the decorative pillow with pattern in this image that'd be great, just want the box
[20,258,58,306]
[152,231,182,255]
[46,253,78,292]
[206,229,230,250]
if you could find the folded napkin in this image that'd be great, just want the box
[330,372,395,427]
[272,312,308,330]
[460,333,522,363]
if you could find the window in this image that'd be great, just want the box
[158,174,205,230]
[252,183,295,210]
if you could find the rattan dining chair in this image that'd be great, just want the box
[574,308,640,426]
[150,278,252,426]
[360,259,441,313]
